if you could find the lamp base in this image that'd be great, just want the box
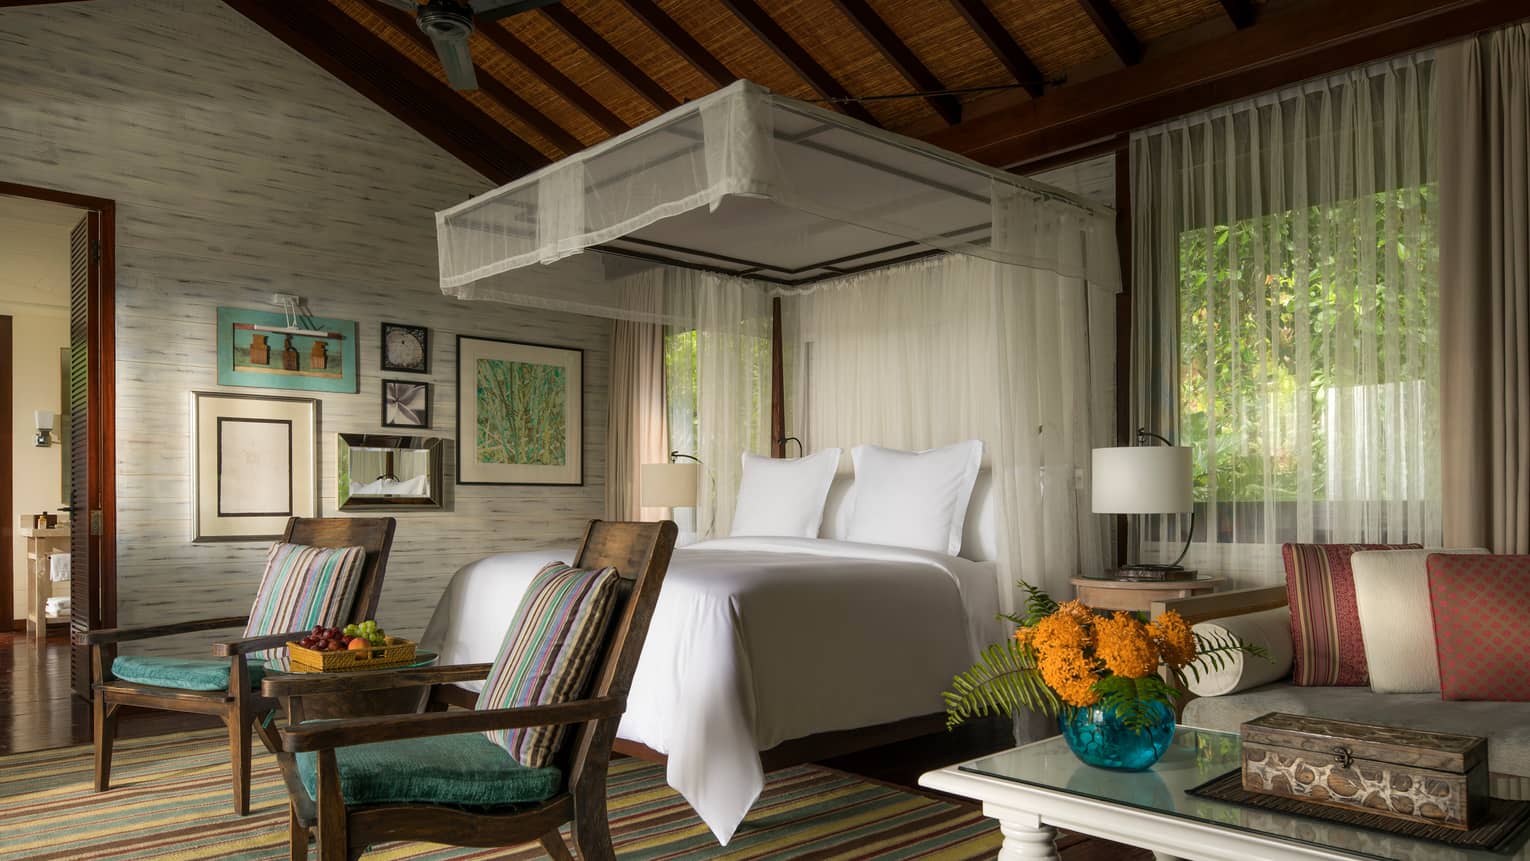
[1108,565,1199,582]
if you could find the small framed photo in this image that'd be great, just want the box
[191,391,318,542]
[381,322,429,373]
[382,379,430,429]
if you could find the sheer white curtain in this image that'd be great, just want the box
[788,245,1117,611]
[606,277,670,521]
[1131,53,1441,584]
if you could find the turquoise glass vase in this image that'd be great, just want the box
[1059,699,1176,771]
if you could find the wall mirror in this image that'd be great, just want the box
[337,433,443,510]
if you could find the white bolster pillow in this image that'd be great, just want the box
[1185,606,1294,697]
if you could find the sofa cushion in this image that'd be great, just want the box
[111,656,265,692]
[1428,554,1530,702]
[296,732,561,808]
[1182,682,1530,776]
[1351,548,1486,694]
[1185,607,1293,697]
[1283,543,1420,687]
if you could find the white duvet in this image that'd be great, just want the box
[420,536,1002,844]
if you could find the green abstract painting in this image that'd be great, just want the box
[475,358,568,466]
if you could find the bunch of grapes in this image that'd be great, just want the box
[297,626,349,652]
[344,620,387,647]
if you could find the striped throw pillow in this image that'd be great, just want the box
[477,561,622,769]
[1283,542,1420,686]
[244,542,367,667]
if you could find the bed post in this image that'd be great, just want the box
[771,296,785,458]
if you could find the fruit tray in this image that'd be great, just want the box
[286,638,417,673]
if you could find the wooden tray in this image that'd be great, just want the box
[286,638,417,673]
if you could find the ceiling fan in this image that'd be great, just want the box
[368,0,561,91]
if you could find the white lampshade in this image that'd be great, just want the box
[34,410,54,432]
[1091,446,1192,514]
[640,462,699,508]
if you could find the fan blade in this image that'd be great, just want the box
[473,0,561,23]
[430,33,479,91]
[368,0,421,11]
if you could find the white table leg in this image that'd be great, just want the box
[988,806,1060,860]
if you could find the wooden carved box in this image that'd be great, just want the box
[1240,713,1488,830]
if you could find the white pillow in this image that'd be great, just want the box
[1352,548,1487,694]
[845,441,983,556]
[729,449,842,538]
[1185,607,1294,697]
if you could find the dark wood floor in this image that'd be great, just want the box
[1,630,1145,858]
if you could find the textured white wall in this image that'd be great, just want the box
[0,0,608,648]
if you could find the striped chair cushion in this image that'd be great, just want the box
[477,561,622,769]
[243,542,367,667]
[1283,542,1420,686]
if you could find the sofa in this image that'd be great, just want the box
[1153,556,1530,778]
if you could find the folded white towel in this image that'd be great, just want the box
[49,552,71,582]
[45,597,71,616]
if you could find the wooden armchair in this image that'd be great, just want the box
[75,517,396,815]
[263,519,677,861]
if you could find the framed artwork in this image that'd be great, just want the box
[382,379,430,429]
[381,322,429,373]
[456,335,583,485]
[191,391,318,541]
[216,306,358,393]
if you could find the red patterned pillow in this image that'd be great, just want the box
[1283,543,1421,686]
[1428,554,1530,702]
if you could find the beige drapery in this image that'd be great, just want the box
[1439,24,1530,553]
[606,285,670,521]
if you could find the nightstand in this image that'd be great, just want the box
[1070,574,1224,613]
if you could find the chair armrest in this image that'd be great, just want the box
[1151,586,1287,625]
[260,663,493,699]
[279,695,627,752]
[74,616,250,646]
[212,631,308,657]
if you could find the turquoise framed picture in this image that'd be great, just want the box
[216,307,358,393]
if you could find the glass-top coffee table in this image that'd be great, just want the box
[920,726,1530,861]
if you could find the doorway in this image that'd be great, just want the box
[0,181,116,701]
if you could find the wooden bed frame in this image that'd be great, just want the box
[433,684,949,771]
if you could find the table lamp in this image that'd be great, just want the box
[1091,429,1195,581]
[640,452,700,512]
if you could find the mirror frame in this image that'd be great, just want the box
[337,433,444,511]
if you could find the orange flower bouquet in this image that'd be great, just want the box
[944,582,1264,739]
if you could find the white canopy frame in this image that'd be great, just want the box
[436,78,1123,848]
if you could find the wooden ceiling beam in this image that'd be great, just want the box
[370,5,584,155]
[617,0,735,89]
[949,0,1046,98]
[475,23,627,137]
[719,0,881,127]
[541,4,679,113]
[0,0,90,6]
[1219,0,1258,29]
[830,0,960,125]
[221,0,539,183]
[928,0,1530,168]
[1076,0,1142,66]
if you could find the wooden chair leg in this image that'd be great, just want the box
[227,711,253,816]
[92,694,117,792]
[538,829,575,861]
[256,710,282,755]
[315,750,349,861]
[570,784,616,861]
[289,803,310,861]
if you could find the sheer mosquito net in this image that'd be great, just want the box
[436,80,1118,322]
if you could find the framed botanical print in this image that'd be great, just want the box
[216,307,358,393]
[381,322,429,373]
[382,379,430,429]
[456,335,582,485]
[191,391,318,541]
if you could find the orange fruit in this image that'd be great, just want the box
[347,637,370,652]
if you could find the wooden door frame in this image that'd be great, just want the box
[1,314,11,629]
[0,181,115,690]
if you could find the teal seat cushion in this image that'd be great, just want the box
[111,656,265,692]
[296,732,562,808]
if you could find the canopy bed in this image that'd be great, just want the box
[430,80,1122,844]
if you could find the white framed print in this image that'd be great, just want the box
[456,335,583,486]
[192,391,318,541]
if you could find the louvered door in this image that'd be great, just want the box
[67,212,106,698]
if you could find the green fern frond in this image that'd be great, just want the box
[1183,629,1270,683]
[944,639,1060,730]
[1093,674,1180,732]
[1016,580,1060,628]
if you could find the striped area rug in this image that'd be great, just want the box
[0,730,1001,860]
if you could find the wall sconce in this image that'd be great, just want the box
[34,411,56,447]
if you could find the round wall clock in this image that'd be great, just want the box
[381,322,429,373]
